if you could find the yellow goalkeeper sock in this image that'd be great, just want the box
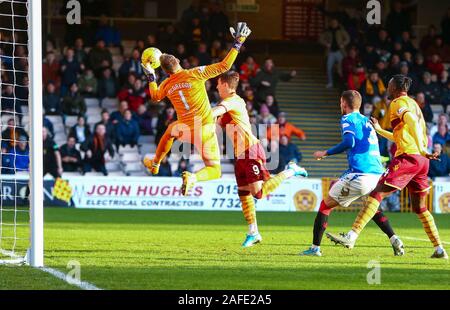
[417,210,442,247]
[256,170,292,199]
[352,196,380,235]
[194,164,221,182]
[154,133,175,163]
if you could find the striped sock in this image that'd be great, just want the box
[239,193,257,233]
[417,210,441,247]
[259,170,291,198]
[352,196,380,235]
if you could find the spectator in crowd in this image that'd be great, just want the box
[173,158,192,177]
[174,43,189,64]
[265,95,279,118]
[416,92,433,123]
[43,82,62,115]
[210,40,227,61]
[110,100,130,124]
[268,139,286,174]
[60,136,82,173]
[98,67,118,99]
[136,104,154,135]
[120,79,147,112]
[257,104,277,125]
[95,15,121,47]
[43,116,55,138]
[428,143,450,179]
[267,112,306,142]
[156,106,176,144]
[209,3,229,41]
[399,61,418,93]
[116,109,140,148]
[95,109,115,142]
[42,51,61,89]
[418,72,442,105]
[426,54,445,77]
[361,70,386,104]
[62,83,87,116]
[374,29,391,59]
[420,25,438,52]
[69,115,91,144]
[424,36,448,61]
[1,118,28,149]
[187,17,207,44]
[159,24,181,55]
[60,47,82,96]
[433,123,450,146]
[119,48,143,84]
[239,56,259,83]
[400,31,417,55]
[319,18,350,88]
[1,135,29,174]
[342,46,359,81]
[412,54,427,82]
[441,80,450,113]
[78,68,98,97]
[156,157,173,177]
[74,37,88,65]
[430,113,449,138]
[1,85,21,115]
[82,123,114,176]
[347,64,366,91]
[250,58,296,102]
[88,39,113,75]
[195,42,212,66]
[385,0,411,40]
[279,135,302,164]
[43,126,63,178]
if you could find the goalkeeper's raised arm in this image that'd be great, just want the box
[189,22,252,81]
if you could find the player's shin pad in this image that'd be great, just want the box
[418,210,442,247]
[352,196,380,235]
[194,164,221,182]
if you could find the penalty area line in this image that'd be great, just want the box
[39,267,103,290]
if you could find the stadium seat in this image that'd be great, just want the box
[65,116,78,128]
[118,145,139,154]
[123,162,144,175]
[46,115,63,125]
[431,104,444,114]
[120,152,142,163]
[106,161,121,172]
[85,98,100,108]
[107,171,126,177]
[138,135,155,144]
[101,98,119,109]
[62,172,82,177]
[139,143,156,155]
[84,172,106,177]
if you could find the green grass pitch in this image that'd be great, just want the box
[0,208,449,290]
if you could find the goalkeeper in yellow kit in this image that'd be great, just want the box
[141,23,252,195]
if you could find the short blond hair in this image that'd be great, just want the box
[160,54,179,74]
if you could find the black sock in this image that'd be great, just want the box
[313,212,329,246]
[372,210,395,238]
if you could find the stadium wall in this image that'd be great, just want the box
[2,176,450,213]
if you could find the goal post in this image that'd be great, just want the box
[0,0,43,267]
[28,0,43,268]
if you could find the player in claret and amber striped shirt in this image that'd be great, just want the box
[212,71,308,247]
[142,23,251,196]
[328,75,447,259]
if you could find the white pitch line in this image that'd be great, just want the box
[376,233,450,245]
[40,267,103,290]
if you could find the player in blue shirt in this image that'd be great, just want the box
[300,90,404,257]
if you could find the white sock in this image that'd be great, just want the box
[389,235,398,245]
[311,244,320,250]
[435,245,445,254]
[249,223,258,235]
[347,230,358,242]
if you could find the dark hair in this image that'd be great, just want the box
[341,90,362,110]
[160,54,179,74]
[218,71,240,91]
[390,74,412,92]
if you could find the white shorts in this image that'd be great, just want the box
[328,173,382,208]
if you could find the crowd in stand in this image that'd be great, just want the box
[0,2,305,177]
[319,2,450,179]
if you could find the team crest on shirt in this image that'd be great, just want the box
[397,107,407,116]
[340,187,350,197]
[393,164,400,171]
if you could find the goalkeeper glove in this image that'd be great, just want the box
[230,22,252,51]
[141,63,156,83]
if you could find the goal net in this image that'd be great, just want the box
[0,0,43,266]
